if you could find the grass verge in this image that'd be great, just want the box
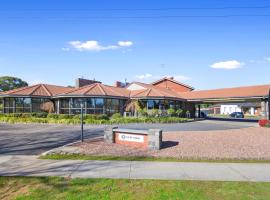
[41,154,270,163]
[1,176,270,200]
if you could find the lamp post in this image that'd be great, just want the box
[80,103,84,142]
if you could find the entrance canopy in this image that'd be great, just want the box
[181,84,270,103]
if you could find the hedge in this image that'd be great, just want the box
[0,113,192,125]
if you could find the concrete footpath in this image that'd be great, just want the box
[0,155,270,182]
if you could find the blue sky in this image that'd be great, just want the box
[0,0,270,90]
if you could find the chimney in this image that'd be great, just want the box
[75,78,101,88]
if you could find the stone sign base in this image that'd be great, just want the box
[104,127,162,150]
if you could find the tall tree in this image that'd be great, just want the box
[0,76,28,92]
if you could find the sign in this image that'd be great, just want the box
[118,133,144,143]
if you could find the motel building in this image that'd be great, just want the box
[0,77,269,120]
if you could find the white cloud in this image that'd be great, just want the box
[118,41,133,47]
[135,73,153,79]
[65,40,133,52]
[61,47,70,51]
[264,57,270,62]
[210,60,244,69]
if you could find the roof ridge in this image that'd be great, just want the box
[30,84,43,96]
[5,84,38,94]
[83,83,98,95]
[146,88,152,96]
[97,83,107,95]
[41,84,53,96]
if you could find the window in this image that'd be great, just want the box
[70,98,86,114]
[147,100,160,110]
[106,98,120,114]
[15,98,31,112]
[95,98,104,114]
[86,98,95,114]
[32,98,51,113]
[4,98,15,113]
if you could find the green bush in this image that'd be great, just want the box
[167,108,176,116]
[176,109,183,117]
[96,114,109,120]
[111,113,122,119]
[0,112,192,125]
[58,114,71,119]
[137,108,148,117]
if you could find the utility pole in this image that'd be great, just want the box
[81,103,84,142]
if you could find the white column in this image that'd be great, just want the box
[250,107,255,115]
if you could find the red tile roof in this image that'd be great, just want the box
[128,82,185,99]
[0,81,269,102]
[151,77,194,90]
[1,84,72,97]
[58,83,130,98]
[181,84,270,100]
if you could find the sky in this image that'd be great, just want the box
[0,0,270,90]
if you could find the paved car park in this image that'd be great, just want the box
[0,120,257,155]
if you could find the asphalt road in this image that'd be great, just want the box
[0,120,257,155]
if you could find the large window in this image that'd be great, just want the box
[32,98,52,113]
[59,98,70,114]
[4,98,14,113]
[147,100,160,110]
[15,98,31,113]
[70,98,86,114]
[95,98,104,114]
[106,98,120,114]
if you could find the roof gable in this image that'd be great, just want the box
[59,83,130,98]
[152,77,194,91]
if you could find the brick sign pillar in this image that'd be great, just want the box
[104,127,162,150]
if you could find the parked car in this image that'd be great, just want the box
[229,112,244,118]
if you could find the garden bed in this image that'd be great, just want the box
[45,127,270,161]
[0,113,192,124]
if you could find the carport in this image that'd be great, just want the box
[182,84,270,120]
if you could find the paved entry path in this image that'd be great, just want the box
[0,155,269,182]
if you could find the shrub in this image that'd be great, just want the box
[96,114,109,120]
[137,108,148,117]
[47,113,59,119]
[259,119,270,127]
[111,113,122,119]
[35,112,48,118]
[58,114,72,119]
[167,108,176,116]
[176,109,183,117]
[148,109,159,117]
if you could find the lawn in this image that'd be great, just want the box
[41,154,270,163]
[1,176,270,200]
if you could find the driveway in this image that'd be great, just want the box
[0,120,257,155]
[0,123,104,155]
[119,120,257,132]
